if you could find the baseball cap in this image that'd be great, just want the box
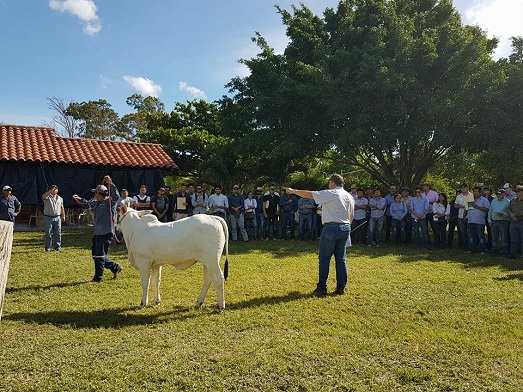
[496,188,506,195]
[91,185,108,194]
[2,185,12,191]
[503,183,512,189]
[256,187,263,191]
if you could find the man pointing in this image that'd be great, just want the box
[286,174,354,297]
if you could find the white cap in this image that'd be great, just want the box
[503,183,511,189]
[2,185,12,191]
[91,185,108,194]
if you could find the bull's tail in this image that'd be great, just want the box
[218,216,229,280]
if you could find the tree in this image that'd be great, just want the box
[137,99,233,180]
[121,94,165,136]
[231,0,500,188]
[44,97,78,137]
[65,99,131,140]
[474,36,523,185]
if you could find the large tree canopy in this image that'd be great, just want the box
[232,0,501,188]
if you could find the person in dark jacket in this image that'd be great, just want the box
[0,185,21,222]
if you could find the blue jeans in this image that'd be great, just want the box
[264,214,279,239]
[298,213,313,240]
[509,220,523,257]
[491,220,509,255]
[317,223,351,293]
[44,216,62,250]
[391,219,405,245]
[91,233,121,282]
[245,215,257,239]
[467,223,486,252]
[458,218,468,250]
[368,216,384,245]
[255,213,265,239]
[280,211,296,240]
[412,218,429,247]
[350,218,366,244]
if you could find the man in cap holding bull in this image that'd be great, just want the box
[73,176,123,282]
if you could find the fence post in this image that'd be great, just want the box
[0,221,14,322]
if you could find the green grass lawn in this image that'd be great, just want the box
[1,231,522,391]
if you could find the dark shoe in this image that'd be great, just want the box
[312,289,326,298]
[113,266,123,279]
[334,287,345,295]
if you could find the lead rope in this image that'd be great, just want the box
[106,180,123,244]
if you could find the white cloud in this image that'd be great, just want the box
[179,82,207,99]
[123,76,162,97]
[49,0,101,36]
[465,0,523,58]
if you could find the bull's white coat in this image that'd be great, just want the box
[117,207,229,310]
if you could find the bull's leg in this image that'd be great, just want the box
[139,266,151,308]
[151,265,162,306]
[212,272,225,311]
[195,266,213,309]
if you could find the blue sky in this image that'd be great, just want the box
[0,0,522,131]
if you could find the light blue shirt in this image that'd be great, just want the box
[466,196,490,225]
[410,196,429,220]
[353,197,368,220]
[369,197,386,218]
[385,193,396,216]
[390,202,408,220]
[488,197,509,223]
[298,197,315,215]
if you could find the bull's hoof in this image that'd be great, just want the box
[195,302,203,309]
[139,303,147,309]
[216,307,225,314]
[154,300,161,306]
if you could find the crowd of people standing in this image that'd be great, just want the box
[109,181,523,260]
[350,181,523,259]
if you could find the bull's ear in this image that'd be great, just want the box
[121,205,128,214]
[137,210,153,218]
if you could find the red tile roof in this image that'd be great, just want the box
[0,124,178,169]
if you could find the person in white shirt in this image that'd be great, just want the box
[432,193,451,249]
[244,191,258,239]
[42,185,65,252]
[286,174,354,297]
[116,189,133,210]
[454,183,474,250]
[206,186,228,219]
[351,188,368,245]
[192,185,208,215]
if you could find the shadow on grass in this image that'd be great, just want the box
[494,272,523,281]
[4,291,311,328]
[5,280,87,294]
[348,245,523,276]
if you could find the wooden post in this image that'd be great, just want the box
[0,221,14,322]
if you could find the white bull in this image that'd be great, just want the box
[116,206,229,310]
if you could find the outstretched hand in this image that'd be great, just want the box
[104,175,112,185]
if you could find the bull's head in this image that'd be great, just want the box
[115,205,155,231]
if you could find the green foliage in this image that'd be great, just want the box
[65,99,132,140]
[231,0,501,189]
[2,232,523,391]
